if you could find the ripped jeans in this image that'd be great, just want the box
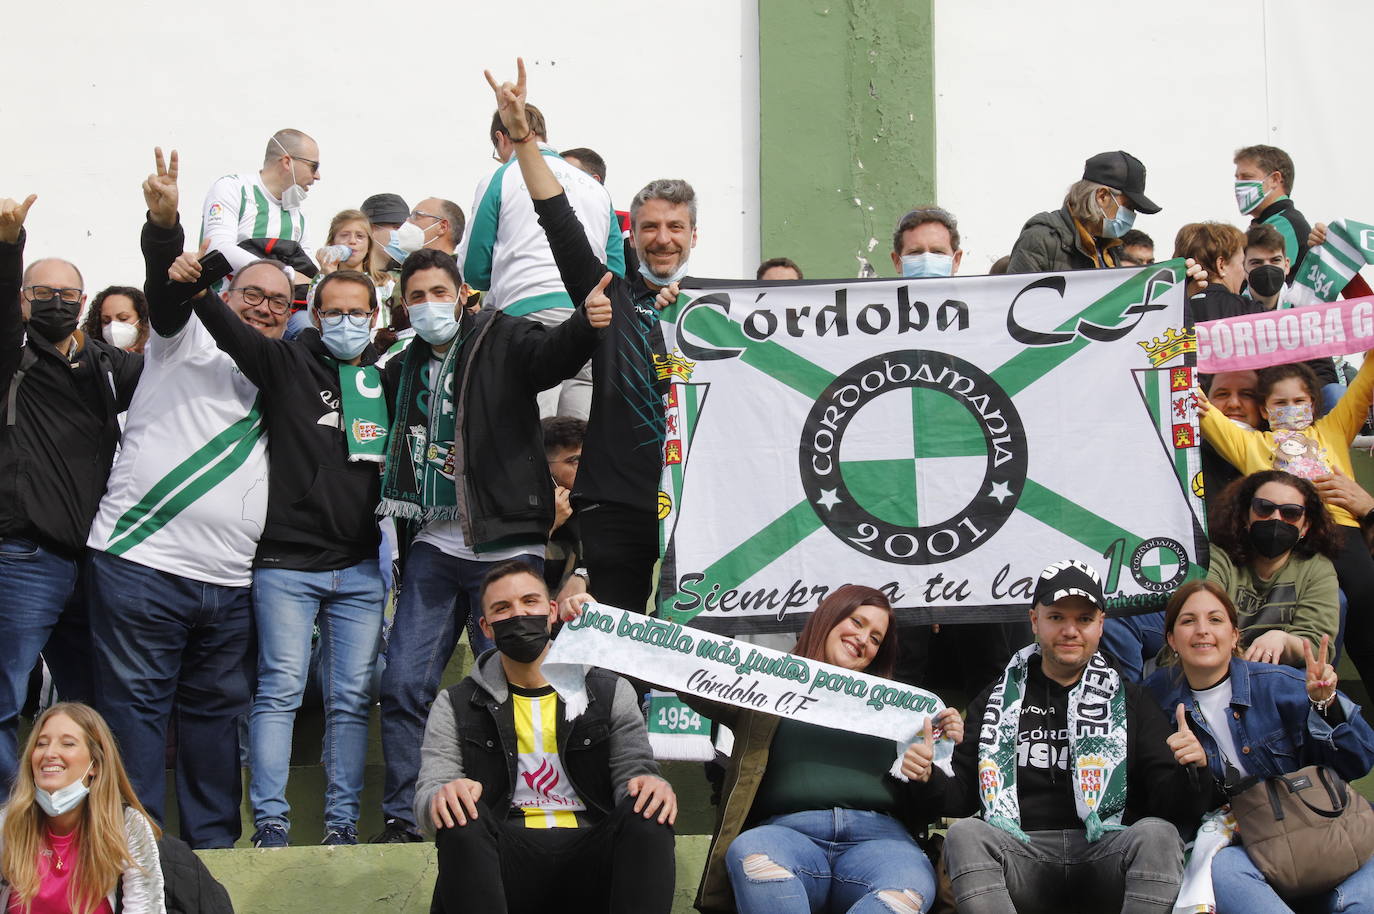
[725,808,936,914]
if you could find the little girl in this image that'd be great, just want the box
[1198,352,1374,688]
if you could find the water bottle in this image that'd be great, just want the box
[322,244,354,264]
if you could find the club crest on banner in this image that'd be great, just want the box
[655,263,1207,634]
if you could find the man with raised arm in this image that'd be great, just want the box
[0,193,141,787]
[87,149,284,848]
[488,58,687,617]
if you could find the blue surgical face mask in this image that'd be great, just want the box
[317,312,373,360]
[1101,196,1136,239]
[408,300,460,345]
[637,257,690,288]
[36,763,93,817]
[900,252,954,279]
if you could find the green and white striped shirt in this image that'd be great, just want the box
[200,172,308,277]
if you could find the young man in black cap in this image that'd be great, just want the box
[935,559,1213,914]
[1008,151,1161,274]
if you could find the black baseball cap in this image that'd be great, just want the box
[1032,559,1105,611]
[360,193,410,226]
[1083,151,1160,215]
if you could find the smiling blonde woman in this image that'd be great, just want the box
[0,702,163,914]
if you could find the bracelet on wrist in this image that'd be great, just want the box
[510,130,536,144]
[1312,694,1334,713]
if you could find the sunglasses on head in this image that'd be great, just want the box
[1251,496,1305,523]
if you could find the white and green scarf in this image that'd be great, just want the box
[977,644,1128,842]
[1289,218,1374,306]
[336,363,389,463]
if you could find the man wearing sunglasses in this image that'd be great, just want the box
[86,148,289,849]
[0,194,143,790]
[200,127,321,293]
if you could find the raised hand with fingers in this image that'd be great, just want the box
[144,147,180,230]
[1304,633,1338,708]
[0,195,37,245]
[1184,257,1209,296]
[483,57,531,141]
[900,717,937,782]
[933,706,964,745]
[169,238,212,285]
[1167,703,1206,767]
[584,271,613,328]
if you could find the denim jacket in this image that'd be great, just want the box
[1145,658,1374,785]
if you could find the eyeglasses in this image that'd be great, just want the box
[1251,497,1305,523]
[229,285,292,315]
[23,285,83,305]
[316,309,376,328]
[410,210,443,224]
[291,155,320,175]
[490,143,503,163]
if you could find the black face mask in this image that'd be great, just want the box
[491,613,551,663]
[1247,264,1286,299]
[26,297,81,344]
[1248,518,1301,558]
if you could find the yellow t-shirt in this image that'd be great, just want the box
[510,685,586,828]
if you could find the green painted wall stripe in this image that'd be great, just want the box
[758,0,936,278]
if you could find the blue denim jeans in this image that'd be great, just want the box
[88,550,255,849]
[724,808,936,914]
[249,562,384,832]
[0,537,83,787]
[1100,611,1167,682]
[1213,844,1374,913]
[378,544,542,827]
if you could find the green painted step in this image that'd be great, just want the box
[196,835,711,914]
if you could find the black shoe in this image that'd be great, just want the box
[370,819,422,844]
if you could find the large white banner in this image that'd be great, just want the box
[655,261,1206,634]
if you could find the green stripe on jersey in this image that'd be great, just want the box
[107,401,265,554]
[252,186,271,239]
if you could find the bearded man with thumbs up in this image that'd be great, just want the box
[930,560,1218,914]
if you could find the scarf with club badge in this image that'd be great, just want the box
[977,643,1129,842]
[335,363,389,463]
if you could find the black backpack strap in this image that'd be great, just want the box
[5,347,37,427]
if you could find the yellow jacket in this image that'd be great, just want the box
[1200,353,1374,527]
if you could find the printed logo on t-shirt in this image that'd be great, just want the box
[515,758,580,809]
[1016,703,1069,771]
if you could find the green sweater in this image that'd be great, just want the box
[1206,547,1339,660]
[750,718,898,820]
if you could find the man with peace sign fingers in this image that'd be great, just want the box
[488,58,691,621]
[142,147,399,848]
[0,190,142,789]
[87,147,287,849]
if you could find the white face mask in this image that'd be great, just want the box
[273,136,310,209]
[408,300,460,344]
[35,763,93,817]
[900,252,954,278]
[102,319,139,349]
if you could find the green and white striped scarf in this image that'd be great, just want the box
[1290,218,1374,306]
[977,644,1129,842]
